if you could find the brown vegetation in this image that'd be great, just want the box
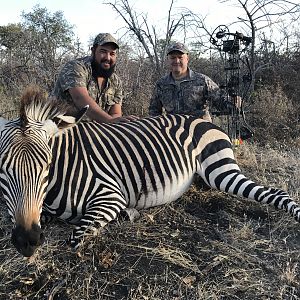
[249,84,300,146]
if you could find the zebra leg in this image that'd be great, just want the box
[68,196,127,250]
[198,145,300,223]
[120,208,141,222]
[233,180,300,222]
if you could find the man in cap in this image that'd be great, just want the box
[52,33,134,123]
[149,41,220,121]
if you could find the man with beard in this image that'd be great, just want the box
[52,33,133,123]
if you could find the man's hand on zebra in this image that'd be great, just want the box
[109,115,140,123]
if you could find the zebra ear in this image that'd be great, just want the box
[41,116,76,137]
[53,105,89,129]
[42,105,89,136]
[41,120,60,137]
[42,115,76,135]
[54,115,77,128]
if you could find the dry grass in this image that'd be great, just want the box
[0,142,300,300]
[249,85,300,144]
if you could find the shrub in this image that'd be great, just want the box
[249,84,299,146]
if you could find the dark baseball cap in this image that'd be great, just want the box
[93,33,119,49]
[167,42,189,55]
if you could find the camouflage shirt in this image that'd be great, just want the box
[51,56,123,115]
[149,68,219,118]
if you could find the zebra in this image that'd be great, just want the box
[0,87,299,257]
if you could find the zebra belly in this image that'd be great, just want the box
[128,172,195,210]
[45,147,196,221]
[44,173,194,222]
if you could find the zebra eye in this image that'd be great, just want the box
[26,129,34,135]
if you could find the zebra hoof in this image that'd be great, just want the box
[120,208,141,222]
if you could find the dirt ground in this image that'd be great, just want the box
[0,142,300,300]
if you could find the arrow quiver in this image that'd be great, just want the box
[210,25,254,145]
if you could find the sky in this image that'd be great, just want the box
[0,0,243,50]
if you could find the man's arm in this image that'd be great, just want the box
[205,76,220,108]
[108,103,122,118]
[69,87,128,123]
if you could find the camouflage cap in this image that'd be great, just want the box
[93,33,119,49]
[167,42,189,55]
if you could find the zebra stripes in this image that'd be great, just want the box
[0,88,299,257]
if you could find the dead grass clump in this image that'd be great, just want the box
[249,84,298,144]
[233,142,258,169]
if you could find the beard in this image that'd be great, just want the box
[91,58,116,78]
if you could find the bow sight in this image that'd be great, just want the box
[210,25,254,144]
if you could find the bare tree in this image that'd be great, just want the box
[219,0,300,89]
[103,0,190,77]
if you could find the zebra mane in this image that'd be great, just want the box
[20,86,68,127]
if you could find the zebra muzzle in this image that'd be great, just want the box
[11,223,45,257]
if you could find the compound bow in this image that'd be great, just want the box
[210,25,254,145]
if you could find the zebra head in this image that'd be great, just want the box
[0,87,86,257]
